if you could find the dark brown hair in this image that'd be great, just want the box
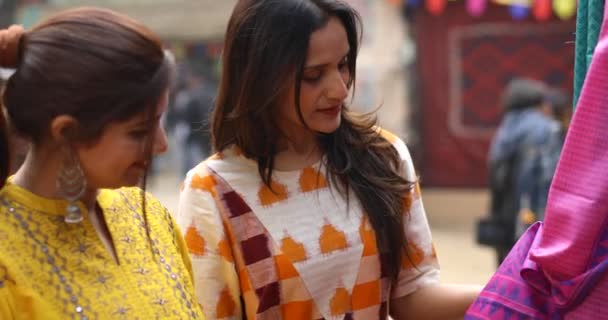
[0,85,8,187]
[213,0,414,279]
[501,78,545,111]
[1,7,169,155]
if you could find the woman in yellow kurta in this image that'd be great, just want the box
[0,8,203,320]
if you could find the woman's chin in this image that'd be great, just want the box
[313,121,341,135]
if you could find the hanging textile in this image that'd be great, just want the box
[467,3,608,317]
[573,0,604,107]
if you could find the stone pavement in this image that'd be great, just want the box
[148,172,497,286]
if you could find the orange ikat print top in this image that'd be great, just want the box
[176,130,439,320]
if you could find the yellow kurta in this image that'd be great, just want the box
[0,181,204,320]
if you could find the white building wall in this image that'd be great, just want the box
[348,0,414,140]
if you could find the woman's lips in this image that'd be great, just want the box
[318,105,341,117]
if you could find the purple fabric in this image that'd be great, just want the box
[466,223,554,319]
[466,2,608,318]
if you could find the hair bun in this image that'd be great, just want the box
[0,25,25,68]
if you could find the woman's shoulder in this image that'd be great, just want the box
[98,187,170,220]
[186,155,217,180]
[99,187,180,236]
[377,128,413,159]
[184,146,258,188]
[374,127,417,180]
[99,187,160,204]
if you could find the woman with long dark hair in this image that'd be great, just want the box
[178,0,478,319]
[0,8,202,319]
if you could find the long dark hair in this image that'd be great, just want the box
[0,87,8,187]
[213,0,414,280]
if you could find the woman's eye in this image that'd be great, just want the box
[303,71,322,83]
[129,130,149,139]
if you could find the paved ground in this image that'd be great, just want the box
[149,172,497,286]
[423,189,496,285]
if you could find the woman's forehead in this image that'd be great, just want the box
[305,17,350,67]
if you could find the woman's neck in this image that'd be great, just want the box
[274,130,322,171]
[12,148,98,210]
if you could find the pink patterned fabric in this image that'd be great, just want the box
[466,2,608,318]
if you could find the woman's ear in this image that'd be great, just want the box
[49,115,79,144]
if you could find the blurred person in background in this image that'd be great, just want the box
[534,88,572,220]
[167,70,215,177]
[544,87,572,141]
[177,0,479,319]
[508,88,572,260]
[486,78,559,265]
[540,87,572,175]
[0,8,203,319]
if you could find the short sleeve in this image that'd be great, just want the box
[379,129,441,299]
[177,165,242,320]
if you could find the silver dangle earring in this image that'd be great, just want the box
[57,149,87,224]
